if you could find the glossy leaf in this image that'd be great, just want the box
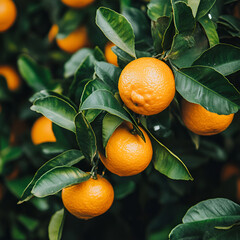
[96,7,136,58]
[102,113,123,147]
[18,55,56,91]
[64,48,94,78]
[193,44,240,76]
[93,46,106,62]
[18,150,84,203]
[188,0,200,17]
[151,16,171,53]
[172,1,195,33]
[199,15,219,47]
[169,198,240,239]
[31,167,90,197]
[174,65,240,114]
[94,61,121,91]
[48,209,65,240]
[80,89,132,122]
[75,112,97,162]
[147,0,172,21]
[168,24,208,68]
[111,46,135,68]
[31,96,77,132]
[196,0,216,19]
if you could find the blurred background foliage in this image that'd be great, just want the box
[0,0,240,239]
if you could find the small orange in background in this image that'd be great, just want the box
[118,57,175,116]
[31,116,56,145]
[56,26,89,53]
[61,0,95,8]
[99,122,153,176]
[181,100,234,136]
[62,175,114,220]
[221,164,239,182]
[0,65,21,91]
[0,0,17,32]
[48,24,59,43]
[105,42,118,66]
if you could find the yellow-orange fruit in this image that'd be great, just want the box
[118,57,175,115]
[62,175,114,220]
[105,42,118,66]
[0,0,17,32]
[56,26,89,53]
[31,116,56,145]
[181,100,234,136]
[99,122,153,176]
[48,24,59,43]
[0,65,21,91]
[61,0,95,8]
[221,164,239,181]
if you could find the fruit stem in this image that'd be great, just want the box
[90,157,99,180]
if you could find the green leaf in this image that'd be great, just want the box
[218,15,240,32]
[183,198,240,223]
[48,209,65,240]
[151,16,171,53]
[196,0,217,19]
[102,113,123,148]
[75,112,97,162]
[17,55,56,91]
[17,215,38,231]
[188,0,200,17]
[144,125,192,180]
[168,24,208,68]
[69,55,95,98]
[147,0,172,21]
[94,61,121,91]
[64,48,94,78]
[198,15,219,47]
[93,46,106,62]
[29,90,78,110]
[80,89,132,122]
[31,167,90,197]
[172,1,195,33]
[1,146,22,165]
[31,96,77,132]
[193,44,240,76]
[111,46,135,68]
[18,150,84,203]
[169,198,240,240]
[96,7,136,58]
[122,7,150,43]
[57,9,84,39]
[174,65,240,114]
[114,180,136,200]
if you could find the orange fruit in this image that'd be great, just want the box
[61,0,95,8]
[0,65,21,91]
[118,57,175,115]
[48,24,59,43]
[56,26,89,53]
[99,122,153,176]
[31,116,56,145]
[105,42,118,66]
[0,0,17,32]
[62,175,114,220]
[181,100,234,136]
[221,164,239,181]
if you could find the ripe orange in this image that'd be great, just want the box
[0,65,21,91]
[56,26,89,53]
[99,122,153,176]
[221,164,239,181]
[31,116,56,145]
[118,57,175,115]
[105,42,118,66]
[181,100,234,136]
[0,0,17,32]
[62,175,114,220]
[48,24,59,43]
[61,0,95,8]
